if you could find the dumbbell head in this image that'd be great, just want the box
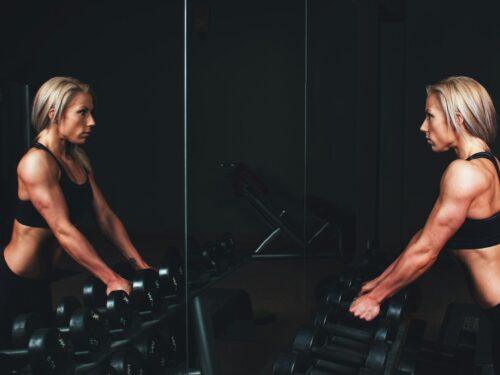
[273,351,306,375]
[106,290,133,330]
[134,331,168,372]
[83,277,107,308]
[69,307,107,353]
[0,328,72,375]
[55,296,82,327]
[12,313,45,348]
[110,346,148,375]
[131,268,162,311]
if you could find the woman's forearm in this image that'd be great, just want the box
[369,249,436,303]
[99,213,147,267]
[54,224,119,284]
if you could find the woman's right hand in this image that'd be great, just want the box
[106,275,132,295]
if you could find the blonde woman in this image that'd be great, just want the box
[0,77,151,345]
[350,76,500,372]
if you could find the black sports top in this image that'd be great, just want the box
[15,143,93,228]
[445,151,500,250]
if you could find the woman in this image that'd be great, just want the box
[349,76,500,371]
[0,77,151,345]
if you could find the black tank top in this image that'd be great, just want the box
[15,143,94,228]
[445,151,500,250]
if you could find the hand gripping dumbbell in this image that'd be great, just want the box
[83,269,162,321]
[314,306,395,346]
[12,307,108,362]
[323,287,405,325]
[293,328,389,374]
[273,352,374,375]
[0,327,72,375]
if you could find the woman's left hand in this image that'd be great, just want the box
[349,294,381,321]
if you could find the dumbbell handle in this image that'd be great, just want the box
[312,343,366,367]
[315,358,359,374]
[329,335,369,351]
[324,322,372,342]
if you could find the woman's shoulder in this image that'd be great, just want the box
[441,159,489,196]
[17,148,59,184]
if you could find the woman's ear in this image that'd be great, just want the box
[454,112,465,131]
[48,107,56,122]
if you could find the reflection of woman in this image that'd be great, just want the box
[0,77,151,345]
[349,76,500,371]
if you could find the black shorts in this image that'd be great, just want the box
[483,303,500,375]
[0,247,52,348]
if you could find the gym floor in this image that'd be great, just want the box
[51,233,474,375]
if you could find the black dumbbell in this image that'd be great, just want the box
[293,328,388,374]
[12,308,108,362]
[273,351,375,375]
[323,288,405,324]
[159,246,185,301]
[109,345,149,375]
[83,270,162,320]
[0,327,73,375]
[132,330,169,373]
[314,306,395,345]
[67,289,134,338]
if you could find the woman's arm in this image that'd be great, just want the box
[88,173,150,269]
[359,229,423,295]
[350,160,487,320]
[19,152,130,294]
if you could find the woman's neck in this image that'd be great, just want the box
[453,135,489,159]
[37,127,68,158]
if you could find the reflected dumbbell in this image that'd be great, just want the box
[314,306,395,346]
[12,308,108,362]
[273,351,379,375]
[0,328,72,375]
[293,328,388,374]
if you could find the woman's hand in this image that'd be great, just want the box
[349,294,381,321]
[106,276,132,295]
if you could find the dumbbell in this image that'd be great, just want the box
[108,345,149,375]
[130,330,169,374]
[12,308,108,362]
[83,270,162,321]
[293,328,388,374]
[273,351,378,375]
[64,291,133,339]
[314,306,395,345]
[323,288,405,325]
[0,327,72,375]
[159,246,185,301]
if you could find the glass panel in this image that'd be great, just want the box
[186,0,307,373]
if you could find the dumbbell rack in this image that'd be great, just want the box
[77,302,187,375]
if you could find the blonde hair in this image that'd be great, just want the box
[32,77,93,172]
[426,76,497,148]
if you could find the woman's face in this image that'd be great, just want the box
[57,92,95,144]
[420,93,457,152]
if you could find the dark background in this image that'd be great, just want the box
[1,0,500,372]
